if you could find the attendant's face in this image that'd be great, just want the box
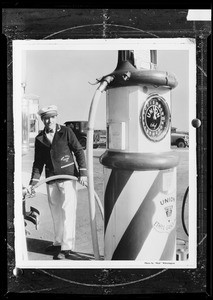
[42,115,57,131]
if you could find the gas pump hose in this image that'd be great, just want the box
[181,186,189,237]
[34,174,104,219]
[86,75,114,260]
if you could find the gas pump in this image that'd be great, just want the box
[87,50,179,261]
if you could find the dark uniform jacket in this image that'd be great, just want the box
[30,124,87,186]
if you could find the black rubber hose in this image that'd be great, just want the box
[181,186,189,236]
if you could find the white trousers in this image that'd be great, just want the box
[46,180,77,251]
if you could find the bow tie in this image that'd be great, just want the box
[46,128,54,133]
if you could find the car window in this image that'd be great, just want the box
[75,123,80,130]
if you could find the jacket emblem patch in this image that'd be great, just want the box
[61,155,70,162]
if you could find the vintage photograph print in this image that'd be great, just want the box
[13,39,196,269]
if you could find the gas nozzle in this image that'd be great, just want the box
[98,75,115,92]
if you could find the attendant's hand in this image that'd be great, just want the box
[26,185,36,197]
[79,176,87,187]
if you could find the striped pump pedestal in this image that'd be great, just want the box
[102,163,177,261]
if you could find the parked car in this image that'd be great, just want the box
[64,121,100,149]
[171,131,189,148]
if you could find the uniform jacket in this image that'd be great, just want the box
[30,124,87,186]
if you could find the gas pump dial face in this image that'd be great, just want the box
[141,95,170,142]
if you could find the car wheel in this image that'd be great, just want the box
[177,139,186,148]
[79,138,87,149]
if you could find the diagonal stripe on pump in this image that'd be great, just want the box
[104,169,133,230]
[159,227,176,260]
[111,171,162,260]
[104,170,160,260]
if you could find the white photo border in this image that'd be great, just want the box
[13,38,197,269]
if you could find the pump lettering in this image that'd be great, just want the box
[152,194,176,233]
[154,221,165,231]
[147,110,152,118]
[160,196,175,205]
[150,122,158,129]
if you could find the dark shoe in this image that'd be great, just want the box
[45,244,61,253]
[56,250,75,260]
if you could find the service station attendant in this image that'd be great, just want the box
[27,105,87,260]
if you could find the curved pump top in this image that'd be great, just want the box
[101,50,178,90]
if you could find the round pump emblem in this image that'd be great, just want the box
[140,94,171,142]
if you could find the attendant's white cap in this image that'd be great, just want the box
[38,105,58,118]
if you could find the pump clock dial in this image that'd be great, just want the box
[141,94,171,142]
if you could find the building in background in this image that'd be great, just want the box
[28,95,40,147]
[22,94,39,153]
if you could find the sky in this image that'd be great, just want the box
[25,49,189,131]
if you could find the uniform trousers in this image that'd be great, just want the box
[46,180,77,251]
